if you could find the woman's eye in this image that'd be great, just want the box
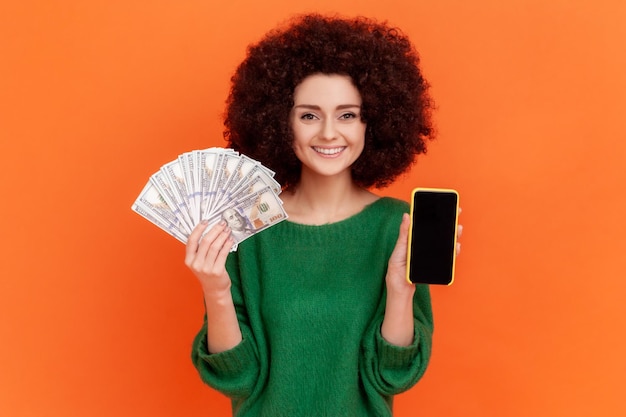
[339,112,357,120]
[300,113,317,120]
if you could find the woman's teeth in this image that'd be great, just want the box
[313,147,344,155]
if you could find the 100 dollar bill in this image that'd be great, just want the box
[203,186,287,248]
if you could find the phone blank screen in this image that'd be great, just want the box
[408,190,458,285]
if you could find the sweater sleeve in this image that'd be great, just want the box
[190,251,261,399]
[360,283,434,396]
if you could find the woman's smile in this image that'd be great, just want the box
[312,146,346,156]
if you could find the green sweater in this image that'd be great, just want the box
[192,197,433,417]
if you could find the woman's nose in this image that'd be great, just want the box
[320,119,338,140]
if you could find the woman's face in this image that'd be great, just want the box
[289,74,366,182]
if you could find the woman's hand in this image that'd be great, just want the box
[387,209,464,293]
[456,207,463,256]
[381,213,415,346]
[185,220,242,353]
[386,213,416,296]
[185,220,234,295]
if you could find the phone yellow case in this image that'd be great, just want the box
[406,187,459,285]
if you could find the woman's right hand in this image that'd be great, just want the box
[185,220,234,294]
[186,220,243,353]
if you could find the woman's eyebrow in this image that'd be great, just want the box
[292,104,361,110]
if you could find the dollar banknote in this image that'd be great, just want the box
[131,147,287,249]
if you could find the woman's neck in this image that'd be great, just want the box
[282,171,378,225]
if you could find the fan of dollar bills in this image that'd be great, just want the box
[131,147,287,250]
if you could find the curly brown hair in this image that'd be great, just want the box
[224,14,435,189]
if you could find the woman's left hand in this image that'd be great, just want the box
[381,210,464,346]
[385,213,416,296]
[381,213,415,346]
[387,211,464,292]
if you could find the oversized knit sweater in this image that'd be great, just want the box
[191,197,434,417]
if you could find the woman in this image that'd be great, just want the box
[185,14,438,416]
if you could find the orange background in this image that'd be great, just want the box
[1,0,625,416]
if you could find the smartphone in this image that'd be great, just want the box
[406,188,459,285]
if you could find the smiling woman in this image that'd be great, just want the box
[182,13,442,417]
[3,1,624,417]
[290,74,367,186]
